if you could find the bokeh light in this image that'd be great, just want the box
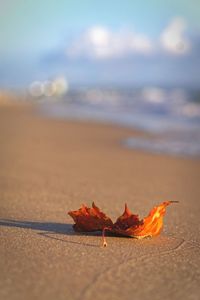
[29,81,44,98]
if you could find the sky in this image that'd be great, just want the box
[0,0,200,89]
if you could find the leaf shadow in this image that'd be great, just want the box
[0,219,102,248]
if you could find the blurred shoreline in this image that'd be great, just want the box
[1,87,200,158]
[38,86,200,158]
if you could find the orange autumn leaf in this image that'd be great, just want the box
[68,201,178,246]
[68,202,113,232]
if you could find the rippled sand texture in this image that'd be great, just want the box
[0,105,200,300]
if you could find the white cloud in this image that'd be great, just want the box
[160,17,191,55]
[67,26,154,59]
[66,18,191,60]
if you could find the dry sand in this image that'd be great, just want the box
[0,105,200,300]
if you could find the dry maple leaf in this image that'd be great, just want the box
[68,201,178,247]
[68,202,113,232]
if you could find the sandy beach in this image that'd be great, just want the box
[0,104,200,300]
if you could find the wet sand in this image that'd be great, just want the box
[0,105,200,300]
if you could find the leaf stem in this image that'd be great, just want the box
[102,227,108,247]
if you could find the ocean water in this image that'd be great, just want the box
[40,87,200,157]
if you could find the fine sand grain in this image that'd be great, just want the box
[0,105,200,300]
